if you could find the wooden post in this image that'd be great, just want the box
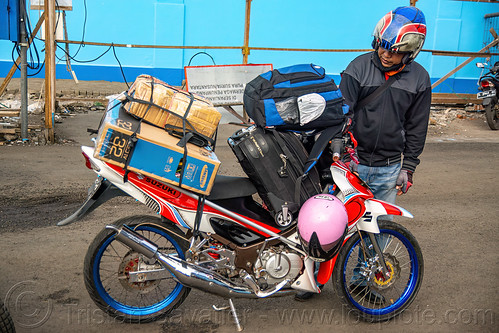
[242,0,252,65]
[44,0,56,143]
[410,0,418,6]
[241,0,252,122]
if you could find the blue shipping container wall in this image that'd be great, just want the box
[0,0,498,93]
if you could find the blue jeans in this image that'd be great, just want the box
[351,163,401,287]
[357,163,401,219]
[357,163,401,203]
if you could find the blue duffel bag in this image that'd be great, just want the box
[243,63,349,130]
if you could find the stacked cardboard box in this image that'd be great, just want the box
[94,99,220,195]
[123,75,221,139]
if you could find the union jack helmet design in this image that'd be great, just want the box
[372,6,426,63]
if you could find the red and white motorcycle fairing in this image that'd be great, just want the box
[81,145,321,294]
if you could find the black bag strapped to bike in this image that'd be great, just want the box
[243,64,349,130]
[228,125,322,226]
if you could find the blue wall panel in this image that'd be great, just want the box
[153,3,185,71]
[0,0,20,42]
[1,0,499,92]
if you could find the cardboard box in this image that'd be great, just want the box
[123,75,221,139]
[94,100,220,195]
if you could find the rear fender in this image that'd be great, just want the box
[482,97,493,106]
[56,178,127,226]
[355,199,413,234]
[81,146,153,204]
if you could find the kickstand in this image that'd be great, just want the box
[212,299,243,331]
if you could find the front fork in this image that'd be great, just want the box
[367,232,391,279]
[357,228,391,280]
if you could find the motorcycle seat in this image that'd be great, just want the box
[207,175,257,200]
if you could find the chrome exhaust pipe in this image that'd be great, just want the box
[107,224,291,299]
[107,224,158,258]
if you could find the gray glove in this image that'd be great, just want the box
[396,169,413,195]
[348,159,358,174]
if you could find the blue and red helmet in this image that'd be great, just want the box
[372,6,427,64]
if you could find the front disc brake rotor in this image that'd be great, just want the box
[372,253,400,289]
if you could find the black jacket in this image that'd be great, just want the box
[339,52,432,172]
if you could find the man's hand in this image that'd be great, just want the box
[396,169,413,195]
[348,159,358,174]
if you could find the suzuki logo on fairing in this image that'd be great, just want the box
[362,211,373,222]
[145,177,181,197]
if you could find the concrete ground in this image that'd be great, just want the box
[0,78,498,332]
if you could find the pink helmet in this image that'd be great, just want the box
[297,194,348,261]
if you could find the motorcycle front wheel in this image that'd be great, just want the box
[333,220,424,322]
[84,215,190,323]
[485,102,499,130]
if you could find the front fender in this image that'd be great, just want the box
[355,199,413,233]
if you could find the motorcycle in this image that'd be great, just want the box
[477,61,499,130]
[58,105,424,329]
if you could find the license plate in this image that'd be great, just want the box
[477,90,496,99]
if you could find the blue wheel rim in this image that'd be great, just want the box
[93,225,185,316]
[343,228,419,316]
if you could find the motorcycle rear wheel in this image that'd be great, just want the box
[333,220,424,322]
[485,103,499,130]
[0,298,15,333]
[84,215,190,323]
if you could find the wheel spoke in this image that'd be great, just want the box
[108,243,125,261]
[381,238,391,252]
[85,217,190,322]
[398,260,412,270]
[337,222,423,321]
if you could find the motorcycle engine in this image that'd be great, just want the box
[253,248,303,286]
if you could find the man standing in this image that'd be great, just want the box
[339,6,431,204]
[295,6,431,303]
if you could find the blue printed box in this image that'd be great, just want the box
[94,101,220,195]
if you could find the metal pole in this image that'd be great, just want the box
[20,3,28,141]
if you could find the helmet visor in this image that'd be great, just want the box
[373,13,426,53]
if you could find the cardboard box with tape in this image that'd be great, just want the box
[94,100,220,195]
[123,75,221,140]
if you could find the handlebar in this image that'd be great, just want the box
[328,119,358,164]
[328,117,358,161]
[331,138,343,161]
